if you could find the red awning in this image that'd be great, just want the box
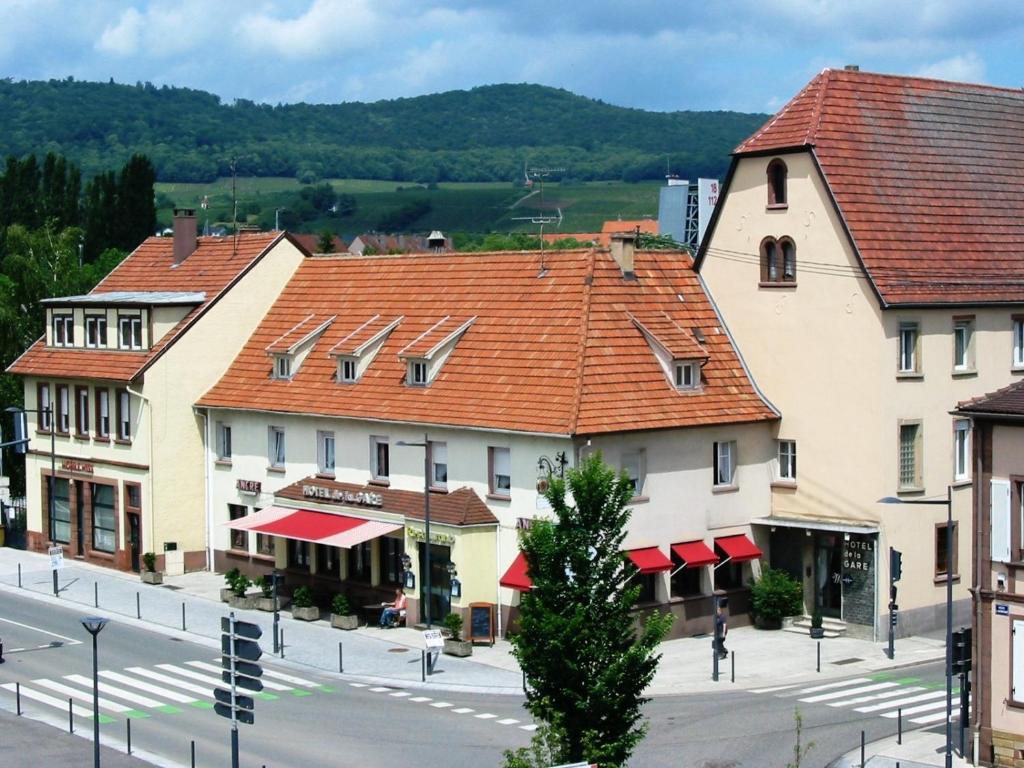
[500,551,532,591]
[224,506,401,548]
[626,547,673,574]
[671,540,719,568]
[715,534,763,563]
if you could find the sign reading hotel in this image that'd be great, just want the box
[302,485,383,507]
[61,459,94,475]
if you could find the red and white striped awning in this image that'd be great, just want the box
[224,506,401,548]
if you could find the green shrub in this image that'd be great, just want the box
[442,612,463,642]
[256,575,273,598]
[331,593,352,616]
[142,552,157,572]
[231,572,251,597]
[811,610,823,629]
[224,567,241,588]
[292,586,314,609]
[750,567,803,623]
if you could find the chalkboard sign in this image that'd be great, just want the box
[469,602,495,646]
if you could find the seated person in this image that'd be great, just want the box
[379,588,407,628]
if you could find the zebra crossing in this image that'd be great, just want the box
[753,674,967,726]
[0,659,331,723]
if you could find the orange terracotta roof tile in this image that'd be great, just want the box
[725,69,1024,305]
[265,313,336,354]
[328,315,402,357]
[7,232,303,382]
[398,316,475,359]
[629,310,708,360]
[957,379,1024,416]
[198,249,777,436]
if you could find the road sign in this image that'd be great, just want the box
[221,657,263,678]
[214,688,254,711]
[222,670,264,692]
[221,634,263,662]
[423,629,444,649]
[48,546,63,571]
[214,702,254,725]
[221,617,262,640]
[997,604,1010,616]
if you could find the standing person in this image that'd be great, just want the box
[379,587,407,628]
[715,597,729,659]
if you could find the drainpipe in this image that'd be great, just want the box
[495,524,503,639]
[200,408,213,571]
[126,384,153,558]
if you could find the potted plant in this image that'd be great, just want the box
[221,568,241,602]
[750,567,803,630]
[140,552,162,584]
[290,586,319,621]
[330,593,359,630]
[228,572,255,610]
[809,610,825,639]
[442,612,472,657]
[254,575,284,612]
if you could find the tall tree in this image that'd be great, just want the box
[117,153,156,250]
[508,453,672,768]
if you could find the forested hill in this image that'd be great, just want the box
[0,78,768,184]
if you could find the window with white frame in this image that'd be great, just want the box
[52,313,73,347]
[118,315,142,350]
[953,318,974,372]
[489,446,511,496]
[898,422,922,490]
[75,387,89,436]
[621,450,647,496]
[117,389,131,440]
[898,322,919,374]
[85,315,107,348]
[92,483,116,553]
[317,430,336,475]
[56,385,70,433]
[430,441,447,490]
[95,388,109,438]
[408,360,428,386]
[674,361,699,390]
[777,439,797,481]
[273,355,291,379]
[268,426,286,468]
[1014,317,1024,369]
[953,420,970,481]
[216,422,232,461]
[371,436,389,481]
[229,504,248,551]
[713,441,736,487]
[37,383,51,431]
[339,357,357,383]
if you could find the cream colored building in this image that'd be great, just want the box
[696,69,1024,638]
[7,215,308,572]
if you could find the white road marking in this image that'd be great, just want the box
[97,670,196,704]
[882,699,951,718]
[157,663,290,692]
[520,724,539,731]
[34,679,132,713]
[856,690,946,713]
[390,692,412,698]
[451,707,474,714]
[2,683,93,717]
[0,617,82,644]
[123,668,212,698]
[259,668,320,688]
[751,684,799,694]
[911,710,954,725]
[369,687,391,692]
[349,683,368,688]
[828,686,926,708]
[430,702,453,708]
[474,713,497,719]
[66,674,164,709]
[497,718,520,725]
[799,682,898,703]
[787,677,872,695]
[409,696,431,702]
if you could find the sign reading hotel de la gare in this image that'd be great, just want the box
[301,485,383,507]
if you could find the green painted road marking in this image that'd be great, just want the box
[190,701,214,709]
[93,714,115,724]
[870,672,893,681]
[318,685,336,693]
[290,690,313,697]
[255,693,278,701]
[895,677,920,685]
[157,705,182,714]
[124,710,150,719]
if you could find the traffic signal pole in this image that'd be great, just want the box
[230,613,239,768]
[887,547,902,660]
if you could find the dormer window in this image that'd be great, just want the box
[53,313,73,347]
[85,315,107,348]
[339,357,358,383]
[274,355,292,380]
[408,360,429,386]
[767,158,787,207]
[330,315,402,385]
[265,313,335,382]
[674,361,699,390]
[118,315,142,349]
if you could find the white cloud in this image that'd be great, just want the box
[97,7,144,56]
[913,53,987,83]
[237,0,383,59]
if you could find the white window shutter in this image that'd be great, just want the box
[1014,619,1024,701]
[992,478,1012,563]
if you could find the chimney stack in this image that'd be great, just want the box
[172,208,197,266]
[610,232,637,280]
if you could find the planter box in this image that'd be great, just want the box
[220,587,234,603]
[140,570,163,585]
[443,639,472,657]
[229,594,257,610]
[256,596,289,612]
[291,605,320,621]
[331,614,359,630]
[809,627,826,639]
[755,616,783,630]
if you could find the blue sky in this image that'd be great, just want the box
[3,0,1023,113]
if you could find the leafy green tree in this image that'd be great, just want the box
[316,229,336,253]
[508,453,672,768]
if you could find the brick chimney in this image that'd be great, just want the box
[610,232,637,280]
[172,208,197,266]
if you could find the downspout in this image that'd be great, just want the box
[126,384,153,556]
[495,523,503,639]
[199,408,213,571]
[971,417,983,764]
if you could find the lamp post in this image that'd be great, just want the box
[397,434,431,627]
[879,485,954,768]
[80,616,109,768]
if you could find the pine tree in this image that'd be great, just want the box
[508,453,672,768]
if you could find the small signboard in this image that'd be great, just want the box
[423,629,444,650]
[48,545,63,571]
[997,604,1010,616]
[469,602,495,646]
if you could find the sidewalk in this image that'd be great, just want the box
[829,727,973,767]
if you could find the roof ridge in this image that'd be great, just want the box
[735,70,826,153]
[805,68,832,145]
[829,67,1024,97]
[567,248,597,435]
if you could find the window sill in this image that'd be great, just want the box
[429,486,449,495]
[73,432,90,441]
[951,368,977,379]
[896,372,924,381]
[315,472,336,480]
[266,466,286,475]
[758,281,797,289]
[771,480,797,490]
[214,459,232,468]
[227,547,251,558]
[368,478,390,487]
[35,429,53,436]
[487,493,512,502]
[251,553,276,563]
[94,436,111,444]
[89,550,116,560]
[765,203,788,211]
[1012,366,1024,375]
[113,438,132,446]
[897,486,926,496]
[951,478,972,489]
[627,495,650,505]
[712,484,739,495]
[933,573,961,585]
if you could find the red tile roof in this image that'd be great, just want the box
[629,310,708,360]
[7,233,304,382]
[197,249,777,436]
[727,69,1024,306]
[328,315,401,357]
[265,313,336,354]
[398,316,475,359]
[956,379,1024,417]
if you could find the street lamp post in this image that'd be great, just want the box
[397,434,432,627]
[80,616,109,768]
[879,485,954,768]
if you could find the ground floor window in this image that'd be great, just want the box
[636,572,657,603]
[256,526,275,558]
[348,540,371,582]
[716,561,743,589]
[935,522,958,579]
[51,477,70,544]
[316,544,340,577]
[229,504,248,551]
[670,556,703,598]
[288,539,309,570]
[91,483,116,553]
[382,536,403,584]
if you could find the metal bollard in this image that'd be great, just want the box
[861,730,865,767]
[68,697,73,733]
[17,563,21,588]
[731,651,735,683]
[898,707,902,744]
[338,641,343,673]
[127,718,132,753]
[94,582,98,608]
[421,650,426,682]
[182,602,186,632]
[136,591,141,619]
[15,682,20,715]
[522,669,527,694]
[817,640,821,673]
[191,740,196,768]
[281,629,284,658]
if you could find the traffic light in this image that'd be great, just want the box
[216,614,263,726]
[952,626,973,674]
[890,548,902,583]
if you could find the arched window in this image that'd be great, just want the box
[767,158,788,207]
[760,237,796,284]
